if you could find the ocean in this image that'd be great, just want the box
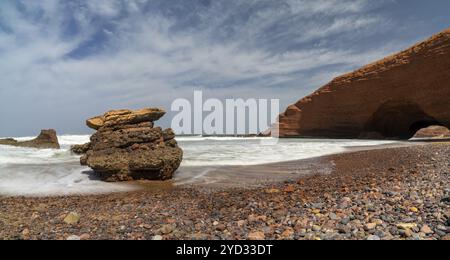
[0,135,397,196]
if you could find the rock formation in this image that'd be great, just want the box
[0,129,60,149]
[81,108,183,182]
[70,143,91,155]
[413,125,450,139]
[271,28,450,139]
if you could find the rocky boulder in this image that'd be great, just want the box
[81,108,183,182]
[0,129,60,149]
[413,125,450,139]
[70,143,91,155]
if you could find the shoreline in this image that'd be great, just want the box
[0,142,449,240]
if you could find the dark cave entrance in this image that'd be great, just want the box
[409,119,444,138]
[364,100,444,139]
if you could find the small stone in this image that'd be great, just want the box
[420,225,433,235]
[409,207,419,213]
[248,231,265,240]
[403,229,413,238]
[159,224,176,235]
[66,235,81,241]
[341,217,350,225]
[64,212,80,225]
[152,235,163,240]
[367,235,381,241]
[281,228,294,239]
[21,229,30,239]
[329,213,340,221]
[397,223,417,230]
[284,185,295,193]
[80,234,91,240]
[215,224,226,232]
[365,223,377,230]
[265,188,280,194]
[312,225,321,232]
[237,220,246,227]
[213,221,219,226]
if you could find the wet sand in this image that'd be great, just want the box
[0,141,449,240]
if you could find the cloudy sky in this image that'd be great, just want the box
[0,0,449,136]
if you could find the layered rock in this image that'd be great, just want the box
[271,28,450,139]
[413,125,450,139]
[0,129,60,149]
[81,108,183,182]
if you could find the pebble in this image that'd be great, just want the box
[248,231,265,240]
[63,212,80,225]
[152,235,163,240]
[420,225,433,235]
[1,144,450,241]
[397,223,417,230]
[66,235,81,241]
[367,235,381,241]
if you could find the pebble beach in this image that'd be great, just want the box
[0,142,449,240]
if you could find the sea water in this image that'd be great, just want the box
[0,135,396,196]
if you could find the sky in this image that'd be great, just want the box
[0,0,449,136]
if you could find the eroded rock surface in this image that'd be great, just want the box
[413,125,450,139]
[271,28,450,139]
[81,108,183,182]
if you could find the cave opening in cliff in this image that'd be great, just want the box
[409,120,445,138]
[364,100,443,139]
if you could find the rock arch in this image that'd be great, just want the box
[271,28,450,140]
[364,100,442,139]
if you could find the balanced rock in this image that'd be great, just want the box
[86,108,165,130]
[81,108,183,182]
[0,129,60,149]
[271,28,450,139]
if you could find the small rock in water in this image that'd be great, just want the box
[64,212,80,225]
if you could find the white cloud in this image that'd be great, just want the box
[0,0,429,135]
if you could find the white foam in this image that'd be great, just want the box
[0,135,397,196]
[178,138,397,166]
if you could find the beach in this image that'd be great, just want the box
[1,142,449,240]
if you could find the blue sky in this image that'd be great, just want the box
[0,0,449,136]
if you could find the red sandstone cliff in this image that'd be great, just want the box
[272,28,450,139]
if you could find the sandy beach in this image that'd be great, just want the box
[1,142,449,240]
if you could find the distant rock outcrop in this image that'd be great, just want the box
[271,28,450,139]
[413,125,450,139]
[0,129,60,149]
[81,108,183,182]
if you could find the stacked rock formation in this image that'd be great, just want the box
[271,28,450,139]
[0,129,60,149]
[79,108,183,182]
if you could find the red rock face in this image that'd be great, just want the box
[272,28,450,139]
